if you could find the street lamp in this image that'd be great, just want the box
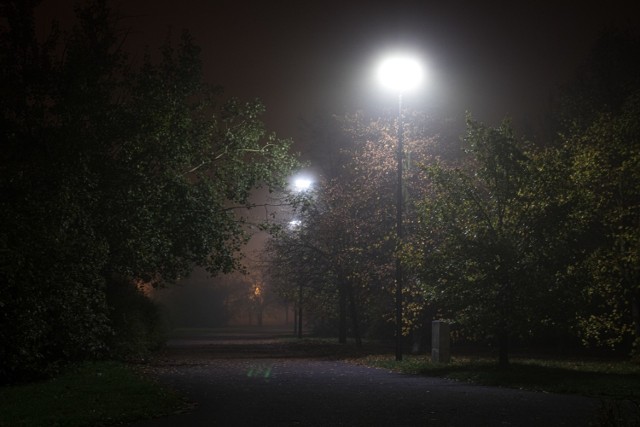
[377,53,424,361]
[290,175,313,338]
[293,177,312,192]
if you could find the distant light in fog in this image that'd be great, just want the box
[293,177,312,192]
[288,219,302,230]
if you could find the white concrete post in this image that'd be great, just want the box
[431,320,450,363]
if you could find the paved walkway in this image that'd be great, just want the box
[129,328,601,426]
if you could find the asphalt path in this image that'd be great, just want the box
[129,327,601,426]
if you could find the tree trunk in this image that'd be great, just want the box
[293,308,298,335]
[338,280,347,344]
[497,274,511,368]
[498,329,509,368]
[632,291,640,344]
[284,300,289,325]
[347,282,362,348]
[297,304,303,338]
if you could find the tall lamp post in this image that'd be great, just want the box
[377,54,423,361]
[292,176,313,338]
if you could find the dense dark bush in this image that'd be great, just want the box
[0,212,110,384]
[105,279,168,361]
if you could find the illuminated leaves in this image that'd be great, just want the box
[413,116,558,363]
[266,113,436,339]
[563,95,640,348]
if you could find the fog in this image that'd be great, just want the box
[151,267,291,329]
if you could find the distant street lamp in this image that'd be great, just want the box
[377,53,424,361]
[293,177,313,192]
[291,175,314,338]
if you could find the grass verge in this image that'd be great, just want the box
[0,361,188,427]
[357,355,640,402]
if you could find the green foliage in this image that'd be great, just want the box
[554,32,640,351]
[564,96,640,349]
[0,0,297,382]
[0,175,111,382]
[405,31,640,361]
[413,116,568,364]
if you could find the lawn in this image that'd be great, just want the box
[282,336,640,402]
[356,354,640,425]
[357,354,640,402]
[0,361,188,427]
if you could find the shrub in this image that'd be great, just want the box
[105,279,168,361]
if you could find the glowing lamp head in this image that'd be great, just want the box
[293,177,312,192]
[377,54,424,94]
[288,219,302,230]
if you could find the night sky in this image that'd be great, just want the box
[37,0,640,147]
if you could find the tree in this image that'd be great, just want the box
[412,116,566,366]
[562,96,640,351]
[553,31,640,354]
[266,112,437,345]
[0,0,297,382]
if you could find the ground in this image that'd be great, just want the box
[127,327,600,426]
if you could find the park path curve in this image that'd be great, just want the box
[128,327,601,427]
